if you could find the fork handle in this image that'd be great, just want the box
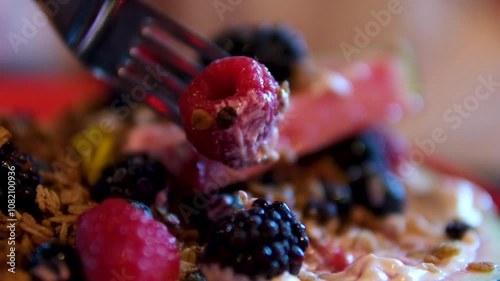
[35,0,121,56]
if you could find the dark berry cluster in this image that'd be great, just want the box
[328,128,406,216]
[303,183,352,224]
[91,153,168,206]
[209,24,308,83]
[0,141,41,215]
[203,199,309,279]
[29,242,84,281]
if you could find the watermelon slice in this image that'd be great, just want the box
[124,57,409,194]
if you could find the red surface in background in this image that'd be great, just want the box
[0,74,106,123]
[0,74,498,211]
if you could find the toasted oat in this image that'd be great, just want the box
[48,215,78,223]
[180,247,198,264]
[352,230,377,252]
[59,185,89,205]
[59,223,69,243]
[68,204,94,215]
[36,185,63,215]
[19,222,53,239]
[41,219,51,228]
[466,262,497,273]
[179,261,198,280]
[420,262,440,273]
[423,254,442,265]
[432,243,461,260]
[0,126,11,146]
[30,234,52,246]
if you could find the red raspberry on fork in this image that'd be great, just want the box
[179,56,289,169]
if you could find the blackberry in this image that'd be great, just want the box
[329,130,388,172]
[445,220,471,240]
[29,242,84,281]
[175,191,245,241]
[202,200,309,279]
[303,200,337,224]
[349,170,405,216]
[209,24,308,83]
[323,182,352,220]
[0,140,41,215]
[91,153,168,206]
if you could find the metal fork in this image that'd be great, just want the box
[35,0,227,124]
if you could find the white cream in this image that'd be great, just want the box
[201,263,299,281]
[316,168,500,281]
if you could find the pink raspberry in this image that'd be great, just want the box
[179,56,289,169]
[75,198,180,281]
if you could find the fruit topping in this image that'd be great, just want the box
[206,192,245,223]
[202,199,309,279]
[29,242,84,281]
[349,170,405,216]
[91,153,168,206]
[301,182,353,224]
[303,199,338,224]
[126,59,406,192]
[445,219,471,240]
[323,182,352,218]
[329,127,409,174]
[210,24,309,84]
[70,124,118,186]
[179,56,289,169]
[76,198,180,281]
[0,127,41,215]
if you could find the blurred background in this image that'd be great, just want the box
[1,0,499,184]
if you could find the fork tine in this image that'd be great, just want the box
[142,3,228,61]
[117,67,183,124]
[141,24,202,82]
[129,46,187,97]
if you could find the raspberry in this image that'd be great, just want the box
[91,153,168,206]
[29,242,84,281]
[76,199,180,281]
[202,199,309,279]
[179,56,288,169]
[0,136,41,215]
[209,24,309,83]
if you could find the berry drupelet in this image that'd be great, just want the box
[29,242,84,281]
[91,153,168,206]
[202,199,309,280]
[0,137,41,215]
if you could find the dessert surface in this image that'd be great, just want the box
[1,24,500,281]
[0,102,499,281]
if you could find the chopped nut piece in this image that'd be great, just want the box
[191,109,214,130]
[466,262,497,273]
